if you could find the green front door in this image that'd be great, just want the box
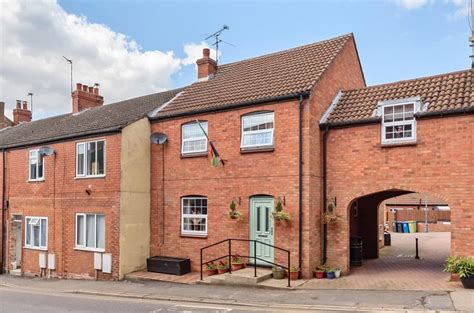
[250,197,274,265]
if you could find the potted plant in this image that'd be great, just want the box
[272,265,286,279]
[289,266,300,280]
[231,254,244,271]
[445,256,474,289]
[314,264,327,279]
[322,199,337,224]
[217,261,229,274]
[206,262,218,276]
[326,268,335,279]
[229,200,243,220]
[272,199,290,222]
[333,267,342,278]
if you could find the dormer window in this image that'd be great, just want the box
[381,101,417,145]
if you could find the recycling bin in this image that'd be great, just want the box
[392,222,397,232]
[408,221,417,233]
[402,222,409,233]
[384,232,391,246]
[350,236,363,266]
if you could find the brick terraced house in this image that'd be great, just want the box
[0,33,473,280]
[0,84,182,279]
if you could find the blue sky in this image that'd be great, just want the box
[59,0,471,87]
[1,0,470,119]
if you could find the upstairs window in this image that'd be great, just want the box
[29,150,44,181]
[25,216,48,249]
[181,122,208,155]
[241,112,274,149]
[76,140,105,177]
[381,102,416,145]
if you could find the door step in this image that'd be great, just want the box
[202,267,273,286]
[9,269,22,276]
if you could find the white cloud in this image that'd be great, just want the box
[446,0,470,20]
[393,0,430,10]
[0,0,206,120]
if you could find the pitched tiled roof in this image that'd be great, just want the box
[325,69,473,124]
[152,34,355,119]
[0,88,183,149]
[384,193,447,206]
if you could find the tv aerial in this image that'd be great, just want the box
[204,25,235,64]
[469,0,474,68]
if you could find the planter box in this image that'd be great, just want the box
[461,276,474,289]
[147,256,191,276]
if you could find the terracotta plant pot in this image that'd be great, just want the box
[314,271,325,279]
[231,263,244,271]
[217,268,228,274]
[206,268,218,276]
[289,271,299,281]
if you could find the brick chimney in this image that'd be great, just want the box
[72,83,104,113]
[13,100,32,125]
[196,48,217,80]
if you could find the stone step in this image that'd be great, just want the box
[203,267,273,286]
[9,269,22,276]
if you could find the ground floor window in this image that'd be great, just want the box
[25,217,47,249]
[181,197,208,236]
[75,213,105,251]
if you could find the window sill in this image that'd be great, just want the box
[75,175,106,180]
[180,233,208,239]
[74,247,105,253]
[380,141,417,148]
[180,152,208,159]
[23,246,48,251]
[28,179,45,183]
[240,146,275,154]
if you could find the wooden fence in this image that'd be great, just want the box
[387,210,450,223]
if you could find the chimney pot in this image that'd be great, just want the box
[13,100,32,125]
[72,82,104,113]
[0,101,4,117]
[76,83,82,91]
[196,48,217,80]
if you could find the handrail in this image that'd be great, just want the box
[200,238,291,287]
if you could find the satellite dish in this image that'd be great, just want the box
[150,132,168,145]
[39,146,55,156]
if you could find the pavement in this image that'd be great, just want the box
[303,232,457,291]
[1,275,473,312]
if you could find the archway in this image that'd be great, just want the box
[346,189,452,290]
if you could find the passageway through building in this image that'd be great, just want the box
[346,189,453,290]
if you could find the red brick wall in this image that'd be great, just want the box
[306,36,366,272]
[3,134,121,279]
[150,100,302,273]
[325,115,474,273]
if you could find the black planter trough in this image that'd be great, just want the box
[461,276,474,289]
[147,256,191,276]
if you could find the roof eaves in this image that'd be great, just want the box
[0,125,122,150]
[150,91,311,121]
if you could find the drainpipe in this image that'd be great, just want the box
[298,95,304,274]
[1,150,6,274]
[322,126,329,265]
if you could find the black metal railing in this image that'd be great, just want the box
[200,238,291,287]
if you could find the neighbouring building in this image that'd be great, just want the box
[1,33,473,280]
[0,102,14,129]
[0,84,182,279]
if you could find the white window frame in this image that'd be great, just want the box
[25,216,48,250]
[181,122,208,155]
[381,102,417,145]
[181,197,208,236]
[76,140,106,178]
[28,149,44,181]
[75,213,105,252]
[241,112,275,149]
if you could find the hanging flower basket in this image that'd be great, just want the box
[228,200,243,220]
[272,199,290,221]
